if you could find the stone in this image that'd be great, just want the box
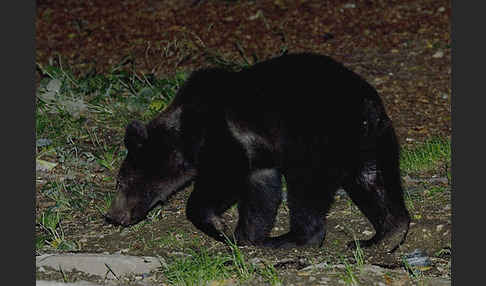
[404,249,431,267]
[36,253,161,280]
[36,281,101,286]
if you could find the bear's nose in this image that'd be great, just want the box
[104,213,119,225]
[104,212,131,226]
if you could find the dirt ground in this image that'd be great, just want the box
[36,0,451,145]
[36,171,451,284]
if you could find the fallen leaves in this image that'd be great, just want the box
[36,0,451,144]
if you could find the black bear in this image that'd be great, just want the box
[105,53,410,251]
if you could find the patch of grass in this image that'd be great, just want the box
[403,189,417,214]
[36,234,48,251]
[162,248,232,285]
[95,192,115,215]
[159,236,282,286]
[435,246,451,258]
[225,235,282,285]
[352,239,365,269]
[225,235,252,280]
[425,185,448,197]
[40,181,75,212]
[150,230,188,249]
[40,180,98,213]
[36,208,78,251]
[36,60,186,145]
[95,144,120,171]
[339,256,359,286]
[402,255,423,281]
[258,260,282,285]
[400,137,451,175]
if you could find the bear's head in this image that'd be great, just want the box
[105,119,195,226]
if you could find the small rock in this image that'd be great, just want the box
[36,159,57,172]
[436,224,445,232]
[46,78,62,93]
[425,277,451,286]
[320,277,331,283]
[362,230,374,236]
[343,3,356,9]
[61,99,88,120]
[248,10,263,21]
[430,177,449,184]
[336,189,347,197]
[120,229,130,237]
[404,249,432,267]
[433,50,444,58]
[170,251,192,257]
[37,281,101,286]
[438,7,445,13]
[361,264,385,275]
[301,262,329,271]
[36,138,53,147]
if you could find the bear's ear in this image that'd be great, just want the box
[124,120,148,152]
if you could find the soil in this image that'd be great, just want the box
[36,170,451,284]
[35,0,451,146]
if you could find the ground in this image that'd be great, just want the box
[35,0,451,284]
[36,0,451,145]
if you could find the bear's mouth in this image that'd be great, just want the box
[104,205,148,227]
[105,178,195,227]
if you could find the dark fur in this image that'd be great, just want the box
[106,53,410,251]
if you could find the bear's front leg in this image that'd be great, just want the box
[185,169,241,243]
[234,168,282,245]
[262,167,342,248]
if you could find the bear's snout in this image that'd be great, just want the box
[104,209,132,226]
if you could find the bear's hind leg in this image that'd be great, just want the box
[343,164,410,252]
[234,168,282,245]
[344,129,410,252]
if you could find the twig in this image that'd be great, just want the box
[104,263,120,280]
